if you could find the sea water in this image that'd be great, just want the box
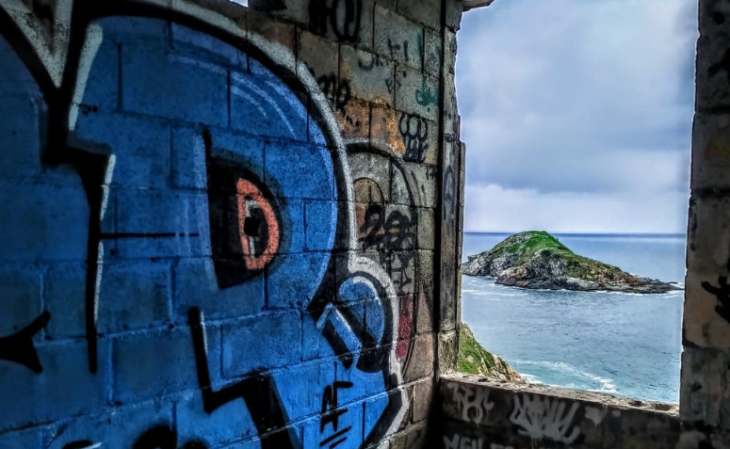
[461,233,686,403]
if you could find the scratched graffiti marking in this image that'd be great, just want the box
[447,383,494,425]
[509,394,581,444]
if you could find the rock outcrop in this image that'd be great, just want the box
[458,323,525,383]
[462,231,681,294]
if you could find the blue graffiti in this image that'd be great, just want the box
[0,10,403,449]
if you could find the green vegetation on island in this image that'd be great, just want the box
[458,323,523,382]
[462,231,681,293]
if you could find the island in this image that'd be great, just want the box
[462,231,681,294]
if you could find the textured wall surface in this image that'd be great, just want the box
[0,0,465,447]
[682,0,730,447]
[440,375,680,449]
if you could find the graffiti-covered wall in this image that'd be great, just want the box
[0,0,465,447]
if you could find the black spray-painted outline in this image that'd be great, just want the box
[0,311,51,373]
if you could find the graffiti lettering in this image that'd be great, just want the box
[320,380,354,447]
[310,0,363,44]
[399,112,429,163]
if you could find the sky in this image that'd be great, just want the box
[456,0,698,234]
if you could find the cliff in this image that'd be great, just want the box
[458,323,525,383]
[462,231,681,294]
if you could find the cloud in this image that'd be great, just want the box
[456,0,697,232]
[464,185,689,234]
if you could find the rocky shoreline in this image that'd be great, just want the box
[462,231,681,294]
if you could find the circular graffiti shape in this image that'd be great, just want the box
[236,178,280,271]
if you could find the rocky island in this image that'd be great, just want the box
[462,231,681,294]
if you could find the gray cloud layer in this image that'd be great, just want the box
[457,0,697,233]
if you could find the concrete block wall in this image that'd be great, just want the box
[439,375,680,449]
[0,0,466,447]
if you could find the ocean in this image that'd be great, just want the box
[460,232,686,404]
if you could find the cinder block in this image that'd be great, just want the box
[371,106,406,155]
[397,112,438,165]
[681,346,730,428]
[308,0,374,51]
[0,428,42,449]
[0,266,41,336]
[416,289,434,336]
[230,70,309,143]
[176,387,257,446]
[44,401,173,449]
[395,67,439,121]
[96,16,171,45]
[302,301,364,361]
[175,257,265,321]
[397,0,441,31]
[340,45,395,107]
[0,34,42,97]
[267,252,332,309]
[0,94,42,182]
[305,200,338,251]
[404,333,434,383]
[0,339,110,432]
[374,6,424,71]
[412,379,433,423]
[349,149,393,204]
[0,183,89,262]
[222,310,302,378]
[77,36,119,111]
[438,330,458,372]
[113,326,211,403]
[417,208,435,251]
[264,141,336,200]
[302,399,365,448]
[246,7,298,53]
[424,29,441,78]
[172,22,247,69]
[298,30,339,80]
[692,113,730,190]
[115,188,205,236]
[44,262,87,339]
[684,195,730,348]
[336,98,371,139]
[122,42,228,127]
[697,0,730,111]
[271,360,332,422]
[72,112,171,189]
[391,162,437,208]
[96,260,172,334]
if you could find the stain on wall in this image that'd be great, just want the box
[0,0,451,447]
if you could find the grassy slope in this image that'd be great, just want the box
[489,231,624,280]
[458,324,496,375]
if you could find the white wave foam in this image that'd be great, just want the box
[515,360,617,393]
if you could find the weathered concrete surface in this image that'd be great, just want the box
[683,0,730,448]
[440,374,680,449]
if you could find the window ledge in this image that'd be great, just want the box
[440,373,679,448]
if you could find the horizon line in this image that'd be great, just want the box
[464,231,687,236]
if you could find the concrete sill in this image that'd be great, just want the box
[440,373,679,449]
